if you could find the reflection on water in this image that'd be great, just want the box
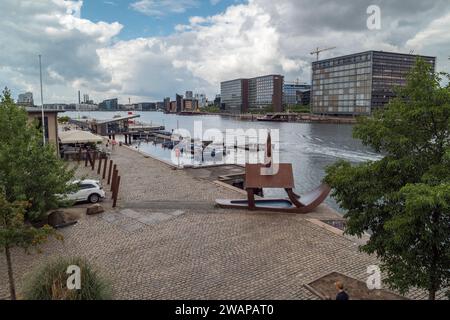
[67,111,382,213]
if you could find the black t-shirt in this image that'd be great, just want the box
[336,291,349,300]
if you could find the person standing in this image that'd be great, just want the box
[335,281,349,300]
[111,138,117,152]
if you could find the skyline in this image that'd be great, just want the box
[1,0,450,104]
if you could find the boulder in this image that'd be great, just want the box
[47,210,78,229]
[86,204,105,215]
[47,211,66,228]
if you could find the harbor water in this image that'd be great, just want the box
[66,111,382,212]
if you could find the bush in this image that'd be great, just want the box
[23,257,112,300]
[58,116,70,124]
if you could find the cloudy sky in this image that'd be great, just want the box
[1,0,449,104]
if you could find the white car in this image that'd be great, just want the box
[65,179,106,204]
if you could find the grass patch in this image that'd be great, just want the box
[22,257,112,300]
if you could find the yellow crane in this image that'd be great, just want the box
[310,47,336,61]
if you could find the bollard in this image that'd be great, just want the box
[107,160,113,185]
[112,175,121,208]
[97,154,102,174]
[85,151,89,167]
[102,157,108,180]
[92,152,97,170]
[110,166,117,192]
[111,169,118,199]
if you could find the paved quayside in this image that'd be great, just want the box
[0,144,436,300]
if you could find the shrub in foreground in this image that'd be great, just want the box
[23,257,112,300]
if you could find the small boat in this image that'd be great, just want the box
[162,141,175,149]
[257,114,289,122]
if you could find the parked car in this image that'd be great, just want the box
[64,179,106,204]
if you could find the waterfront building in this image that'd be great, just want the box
[283,82,311,106]
[75,103,98,111]
[185,91,193,99]
[297,90,311,106]
[214,94,223,110]
[135,102,157,111]
[221,74,284,113]
[164,97,171,112]
[182,99,198,112]
[169,101,177,113]
[176,94,183,113]
[220,78,248,113]
[248,75,284,112]
[17,92,34,106]
[195,93,207,108]
[99,98,119,111]
[311,51,436,116]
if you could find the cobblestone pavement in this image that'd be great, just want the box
[0,145,436,300]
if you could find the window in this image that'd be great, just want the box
[80,184,96,190]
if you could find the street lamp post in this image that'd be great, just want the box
[39,54,46,145]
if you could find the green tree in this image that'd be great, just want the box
[325,59,450,300]
[0,194,59,300]
[0,88,75,299]
[0,88,76,221]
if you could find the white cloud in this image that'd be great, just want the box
[407,12,450,49]
[0,0,122,103]
[130,0,199,16]
[1,0,450,104]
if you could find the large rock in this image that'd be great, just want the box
[86,204,105,216]
[47,211,78,229]
[47,211,66,227]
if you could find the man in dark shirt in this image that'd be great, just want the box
[335,281,350,300]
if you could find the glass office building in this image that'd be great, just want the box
[311,51,436,116]
[221,75,283,113]
[99,98,118,111]
[220,79,248,113]
[283,83,311,105]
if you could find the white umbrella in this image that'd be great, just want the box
[59,130,103,144]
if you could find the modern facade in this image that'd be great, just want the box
[182,99,198,112]
[221,74,284,113]
[176,94,183,113]
[99,98,118,111]
[297,90,311,106]
[283,82,311,106]
[185,91,193,99]
[169,101,177,113]
[135,102,157,111]
[195,93,207,108]
[220,79,248,113]
[248,75,284,112]
[164,97,170,112]
[214,94,223,110]
[311,51,436,116]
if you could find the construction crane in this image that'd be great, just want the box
[310,47,336,61]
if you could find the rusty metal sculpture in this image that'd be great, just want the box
[216,132,331,214]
